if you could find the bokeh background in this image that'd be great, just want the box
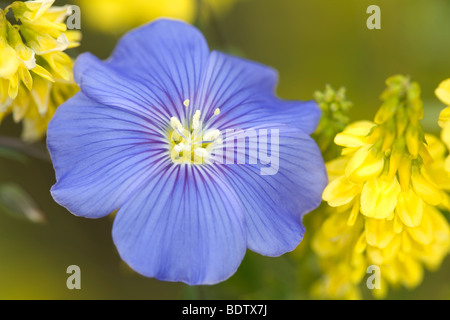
[0,0,449,299]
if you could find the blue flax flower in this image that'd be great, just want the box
[47,19,327,285]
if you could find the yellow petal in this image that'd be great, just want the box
[345,145,384,183]
[354,231,367,253]
[23,0,56,21]
[438,106,450,128]
[31,64,54,82]
[441,122,450,151]
[325,157,348,182]
[18,67,33,91]
[321,209,351,239]
[425,205,450,244]
[397,254,423,288]
[347,197,360,226]
[435,78,450,106]
[42,51,72,80]
[407,209,433,245]
[405,125,420,158]
[411,167,442,205]
[12,86,31,122]
[393,213,403,233]
[322,176,360,207]
[15,44,36,70]
[360,177,400,219]
[0,38,20,79]
[398,155,411,191]
[334,121,375,148]
[365,218,395,249]
[446,155,450,173]
[8,73,19,99]
[424,133,446,161]
[30,76,51,115]
[395,188,423,227]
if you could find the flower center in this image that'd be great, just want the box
[168,100,222,164]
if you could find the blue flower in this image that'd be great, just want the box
[47,19,327,285]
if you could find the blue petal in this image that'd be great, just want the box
[215,126,327,256]
[198,51,320,134]
[75,19,210,122]
[47,92,170,218]
[112,165,246,285]
[74,53,173,132]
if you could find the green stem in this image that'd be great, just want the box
[0,136,50,162]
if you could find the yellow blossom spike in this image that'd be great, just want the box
[395,188,423,227]
[360,176,400,219]
[345,145,384,183]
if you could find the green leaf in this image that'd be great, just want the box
[0,183,45,224]
[0,146,27,163]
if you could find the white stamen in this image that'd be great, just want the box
[183,99,190,107]
[174,143,185,153]
[214,108,221,116]
[194,148,209,159]
[192,110,201,131]
[203,129,221,142]
[170,117,183,131]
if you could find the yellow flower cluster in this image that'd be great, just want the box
[0,0,80,141]
[77,0,238,35]
[436,79,450,172]
[312,75,450,299]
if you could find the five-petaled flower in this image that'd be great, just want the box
[47,19,327,285]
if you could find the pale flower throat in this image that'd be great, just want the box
[169,99,222,164]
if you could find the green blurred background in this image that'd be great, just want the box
[0,0,449,299]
